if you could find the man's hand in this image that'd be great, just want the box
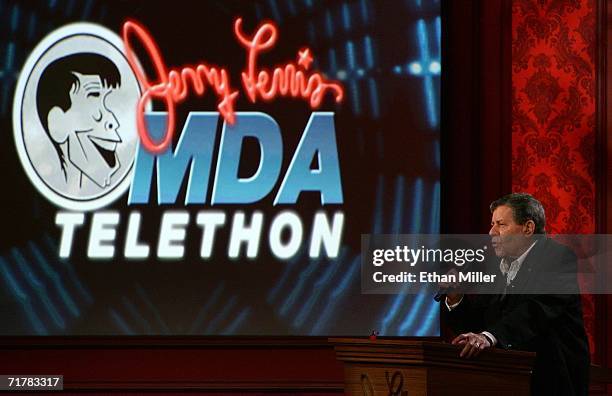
[445,292,463,306]
[439,268,463,305]
[451,332,491,358]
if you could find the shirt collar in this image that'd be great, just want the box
[513,240,537,265]
[500,240,538,275]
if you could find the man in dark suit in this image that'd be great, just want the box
[442,193,590,395]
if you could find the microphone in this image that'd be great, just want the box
[429,237,486,303]
[432,261,475,302]
[433,289,446,302]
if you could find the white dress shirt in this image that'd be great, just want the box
[499,240,537,285]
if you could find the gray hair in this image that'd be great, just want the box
[490,192,546,234]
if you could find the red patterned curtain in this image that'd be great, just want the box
[511,0,597,358]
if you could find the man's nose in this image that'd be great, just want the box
[104,112,119,131]
[489,226,498,236]
[102,110,122,142]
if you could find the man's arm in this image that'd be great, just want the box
[485,247,579,349]
[441,294,487,337]
[443,295,497,358]
[485,293,577,349]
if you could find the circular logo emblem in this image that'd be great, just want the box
[13,23,140,211]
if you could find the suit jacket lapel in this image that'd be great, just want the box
[507,238,545,293]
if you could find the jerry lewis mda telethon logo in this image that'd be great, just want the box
[13,23,141,211]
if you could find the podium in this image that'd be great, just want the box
[329,338,535,396]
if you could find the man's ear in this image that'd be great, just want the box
[523,220,535,236]
[47,107,69,143]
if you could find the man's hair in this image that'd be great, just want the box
[36,53,121,175]
[490,192,546,234]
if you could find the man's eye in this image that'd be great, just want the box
[87,92,100,98]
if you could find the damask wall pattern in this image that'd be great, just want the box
[511,0,596,356]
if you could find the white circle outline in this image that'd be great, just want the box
[13,23,139,212]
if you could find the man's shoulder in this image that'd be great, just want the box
[531,237,576,260]
[527,237,578,275]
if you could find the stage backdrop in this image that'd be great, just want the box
[0,0,441,336]
[511,0,598,357]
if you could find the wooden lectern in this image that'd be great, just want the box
[329,338,535,396]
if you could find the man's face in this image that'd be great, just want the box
[62,72,121,188]
[489,205,532,258]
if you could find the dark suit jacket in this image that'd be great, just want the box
[443,237,590,396]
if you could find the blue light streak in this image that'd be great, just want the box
[423,75,436,127]
[28,12,37,40]
[11,4,19,32]
[350,80,360,114]
[368,78,380,118]
[342,3,351,30]
[310,255,360,334]
[308,21,316,42]
[135,284,170,334]
[267,253,301,303]
[279,257,321,317]
[415,297,440,336]
[0,257,46,334]
[267,0,281,23]
[430,181,440,233]
[204,295,237,333]
[372,174,384,234]
[12,249,65,330]
[416,19,438,127]
[82,0,93,19]
[5,41,15,70]
[346,40,356,70]
[28,242,79,318]
[435,16,441,59]
[293,249,347,328]
[379,293,410,335]
[43,235,93,304]
[398,292,426,334]
[325,10,333,38]
[328,48,337,72]
[360,0,369,22]
[223,307,250,335]
[190,283,224,334]
[409,178,423,233]
[392,176,405,234]
[363,36,374,69]
[122,296,153,334]
[110,309,134,335]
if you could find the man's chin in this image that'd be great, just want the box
[88,175,111,188]
[69,147,123,188]
[80,167,117,189]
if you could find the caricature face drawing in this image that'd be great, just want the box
[14,24,141,211]
[37,54,123,189]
